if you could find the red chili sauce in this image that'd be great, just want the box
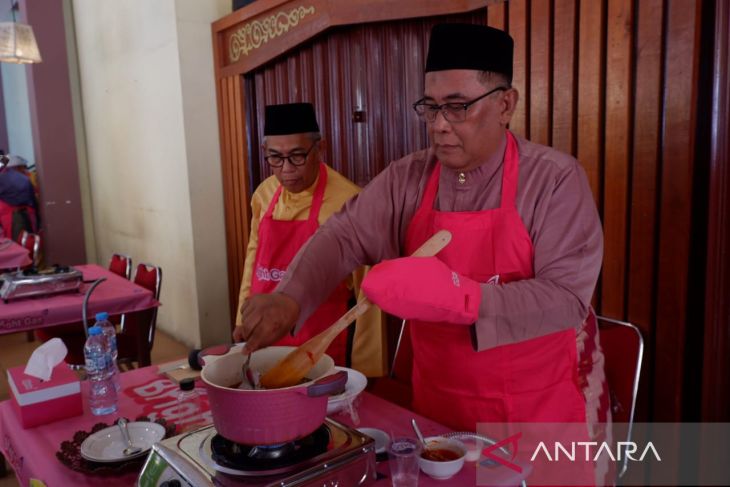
[421,448,461,462]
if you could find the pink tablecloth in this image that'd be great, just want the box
[0,365,211,486]
[0,364,522,486]
[0,238,31,271]
[0,264,159,334]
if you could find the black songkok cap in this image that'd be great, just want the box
[425,23,514,80]
[264,103,320,136]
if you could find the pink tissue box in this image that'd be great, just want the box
[6,363,82,428]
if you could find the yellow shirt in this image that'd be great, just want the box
[237,164,386,377]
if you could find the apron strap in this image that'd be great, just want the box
[263,185,284,219]
[421,163,441,211]
[500,131,519,208]
[263,162,328,222]
[308,163,328,224]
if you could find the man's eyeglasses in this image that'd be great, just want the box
[264,141,318,168]
[412,86,509,123]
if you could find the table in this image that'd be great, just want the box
[0,264,159,335]
[0,238,31,271]
[0,365,207,486]
[0,365,503,486]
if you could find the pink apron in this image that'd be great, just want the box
[404,132,604,430]
[250,163,349,365]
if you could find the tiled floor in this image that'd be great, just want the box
[0,330,190,486]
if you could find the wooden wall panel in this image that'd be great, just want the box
[654,0,702,421]
[508,0,529,137]
[629,0,664,422]
[487,0,506,30]
[577,0,605,209]
[529,0,551,146]
[216,76,250,322]
[551,0,577,154]
[703,0,730,423]
[601,0,633,318]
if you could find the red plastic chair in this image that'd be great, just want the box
[108,253,132,279]
[116,263,162,368]
[107,253,132,331]
[596,315,644,481]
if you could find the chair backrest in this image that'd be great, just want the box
[133,263,162,346]
[18,231,40,267]
[390,319,414,381]
[597,315,644,479]
[108,253,132,279]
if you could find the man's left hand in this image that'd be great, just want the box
[362,256,481,324]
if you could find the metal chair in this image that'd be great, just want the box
[116,263,162,368]
[596,315,644,481]
[16,230,40,267]
[367,319,414,409]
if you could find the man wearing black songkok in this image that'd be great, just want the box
[237,26,607,483]
[233,102,386,377]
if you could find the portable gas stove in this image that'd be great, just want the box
[137,417,376,486]
[0,265,83,302]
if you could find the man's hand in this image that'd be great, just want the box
[233,293,301,353]
[362,256,481,324]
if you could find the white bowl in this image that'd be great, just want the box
[327,366,367,414]
[80,421,165,462]
[417,436,467,480]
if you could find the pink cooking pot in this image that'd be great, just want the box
[198,345,347,445]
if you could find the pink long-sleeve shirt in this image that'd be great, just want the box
[277,133,603,351]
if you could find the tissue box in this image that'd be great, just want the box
[7,363,82,428]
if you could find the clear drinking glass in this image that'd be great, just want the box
[388,436,421,487]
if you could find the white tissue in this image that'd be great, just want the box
[24,338,68,381]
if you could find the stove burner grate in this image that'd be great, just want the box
[210,425,331,474]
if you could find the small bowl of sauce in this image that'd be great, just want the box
[417,436,467,480]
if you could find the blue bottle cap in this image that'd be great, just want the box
[96,312,109,321]
[88,326,102,335]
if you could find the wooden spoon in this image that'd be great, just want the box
[259,229,453,389]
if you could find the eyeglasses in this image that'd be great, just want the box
[264,141,318,168]
[412,86,509,123]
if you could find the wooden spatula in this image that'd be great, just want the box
[259,229,453,389]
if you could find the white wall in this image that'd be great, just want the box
[72,0,231,347]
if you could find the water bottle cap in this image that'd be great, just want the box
[88,326,102,336]
[180,378,196,391]
[96,312,109,321]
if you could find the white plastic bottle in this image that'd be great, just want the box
[84,326,118,415]
[94,312,120,391]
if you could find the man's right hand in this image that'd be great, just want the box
[233,293,300,353]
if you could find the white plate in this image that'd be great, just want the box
[80,421,165,463]
[327,366,367,414]
[357,427,390,454]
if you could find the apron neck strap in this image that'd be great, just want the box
[500,131,519,208]
[420,163,441,210]
[264,162,328,222]
[308,163,327,222]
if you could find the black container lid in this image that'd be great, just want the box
[180,378,195,391]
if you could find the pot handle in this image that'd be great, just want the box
[305,370,348,397]
[188,343,236,370]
